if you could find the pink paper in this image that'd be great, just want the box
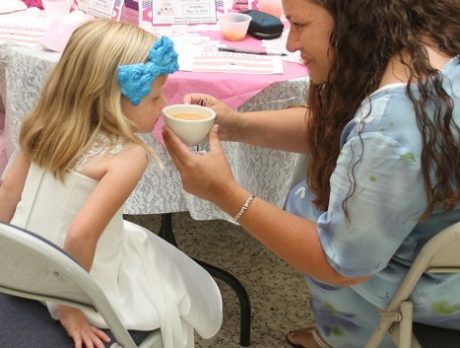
[22,0,43,9]
[41,20,77,52]
[119,0,139,25]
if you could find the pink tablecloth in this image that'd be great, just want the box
[156,31,307,138]
[165,31,306,108]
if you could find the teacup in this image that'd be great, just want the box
[163,104,216,146]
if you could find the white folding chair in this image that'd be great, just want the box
[366,221,460,348]
[0,222,163,348]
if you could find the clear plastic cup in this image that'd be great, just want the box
[219,13,252,41]
[42,0,73,20]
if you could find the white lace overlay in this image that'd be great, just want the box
[74,133,127,173]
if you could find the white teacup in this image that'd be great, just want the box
[163,104,216,146]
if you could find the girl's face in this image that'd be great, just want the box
[121,75,168,133]
[283,0,334,83]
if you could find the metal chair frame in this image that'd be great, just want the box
[158,213,251,346]
[0,222,162,348]
[365,222,460,348]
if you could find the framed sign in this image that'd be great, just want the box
[140,0,216,25]
[76,0,123,20]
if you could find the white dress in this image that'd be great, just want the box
[10,134,223,348]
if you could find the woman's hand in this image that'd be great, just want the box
[183,93,241,141]
[163,124,239,203]
[58,305,111,348]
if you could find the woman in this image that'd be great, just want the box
[163,0,460,347]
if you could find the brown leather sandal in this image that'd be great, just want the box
[285,328,333,348]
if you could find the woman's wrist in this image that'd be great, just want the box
[220,110,247,142]
[211,181,252,219]
[233,193,256,222]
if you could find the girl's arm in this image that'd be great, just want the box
[64,144,148,270]
[59,144,148,348]
[0,151,30,223]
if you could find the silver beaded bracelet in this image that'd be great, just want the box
[233,193,256,222]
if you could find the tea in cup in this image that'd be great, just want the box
[163,104,216,146]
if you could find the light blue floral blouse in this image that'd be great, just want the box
[285,56,460,347]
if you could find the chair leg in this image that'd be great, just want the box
[398,301,413,348]
[194,259,251,347]
[411,334,422,348]
[158,213,177,245]
[158,213,251,347]
[366,311,399,348]
[366,302,419,348]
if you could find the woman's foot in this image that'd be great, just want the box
[286,328,332,348]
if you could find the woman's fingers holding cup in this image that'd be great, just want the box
[207,125,224,154]
[162,126,192,169]
[164,124,235,201]
[183,93,213,106]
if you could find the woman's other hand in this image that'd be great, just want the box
[163,124,238,203]
[183,93,241,141]
[58,305,111,348]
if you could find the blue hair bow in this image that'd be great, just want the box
[118,36,179,105]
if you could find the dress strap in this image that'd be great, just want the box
[74,133,127,173]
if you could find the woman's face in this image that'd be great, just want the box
[283,0,334,83]
[121,75,168,133]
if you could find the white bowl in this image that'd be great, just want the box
[163,104,216,146]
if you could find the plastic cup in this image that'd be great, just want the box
[42,0,73,19]
[219,13,252,41]
[163,104,216,146]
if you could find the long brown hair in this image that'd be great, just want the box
[19,19,158,180]
[306,0,460,219]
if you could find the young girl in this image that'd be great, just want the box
[0,19,222,348]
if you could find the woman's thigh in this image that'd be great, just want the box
[305,276,395,348]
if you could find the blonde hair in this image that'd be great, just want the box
[19,19,159,179]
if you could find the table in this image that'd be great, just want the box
[0,41,308,222]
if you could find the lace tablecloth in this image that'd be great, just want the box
[0,43,308,221]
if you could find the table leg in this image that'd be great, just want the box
[158,213,251,347]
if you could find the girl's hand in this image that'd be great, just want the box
[183,93,241,141]
[163,124,239,203]
[58,306,111,348]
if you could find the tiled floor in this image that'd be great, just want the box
[125,212,315,348]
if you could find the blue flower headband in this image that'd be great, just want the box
[118,36,179,105]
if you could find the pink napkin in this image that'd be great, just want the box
[41,10,94,52]
[41,20,78,52]
[22,0,43,9]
